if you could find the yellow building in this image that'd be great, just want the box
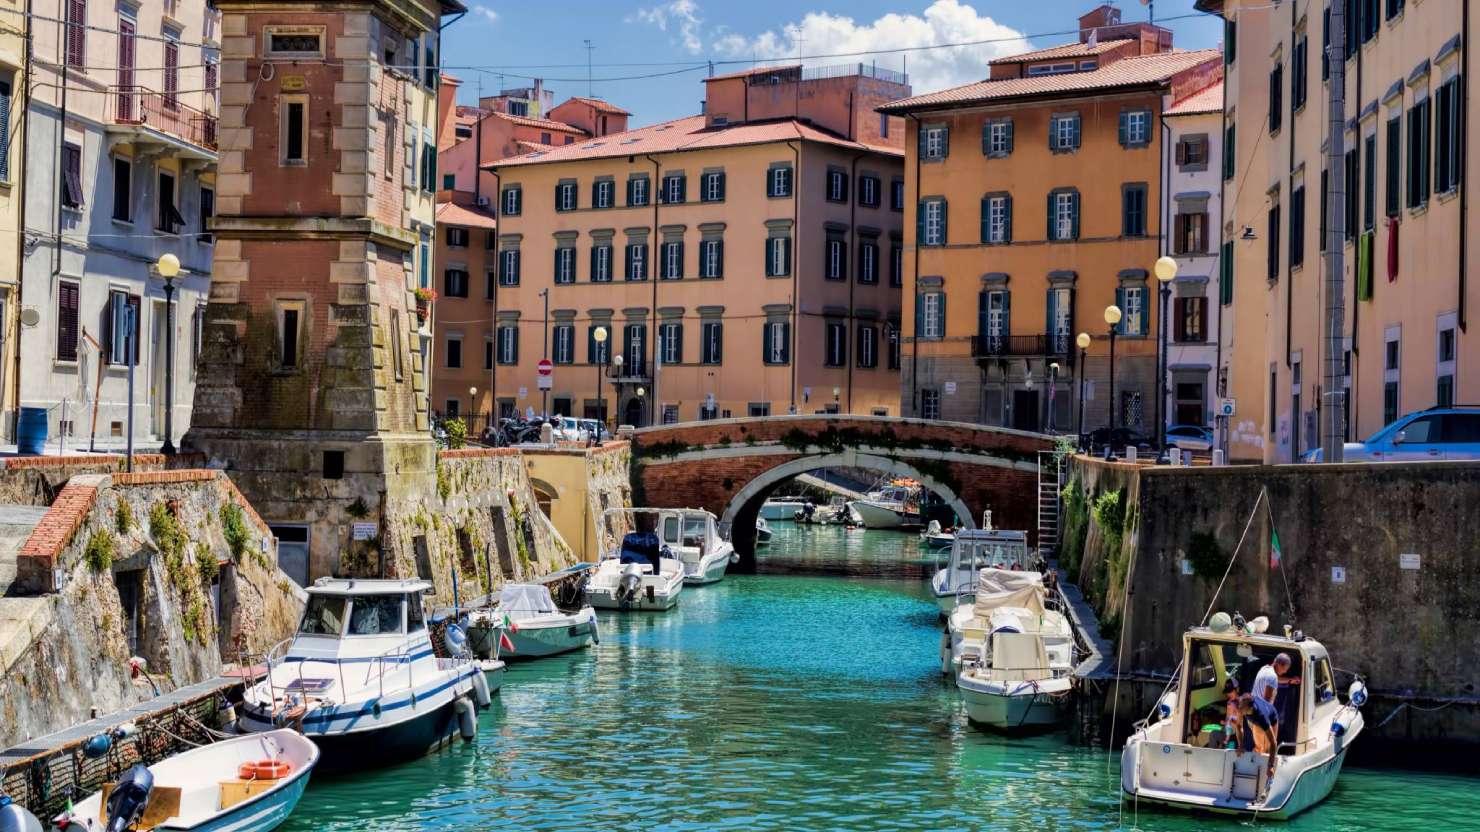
[881,5,1221,436]
[478,65,909,425]
[1204,0,1474,462]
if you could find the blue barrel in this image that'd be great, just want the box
[16,406,47,455]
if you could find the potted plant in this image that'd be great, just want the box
[413,287,437,323]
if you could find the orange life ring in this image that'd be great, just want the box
[237,759,292,780]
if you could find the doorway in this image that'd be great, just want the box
[623,397,645,428]
[270,524,310,587]
[1011,390,1040,431]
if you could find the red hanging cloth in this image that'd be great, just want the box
[1387,216,1400,282]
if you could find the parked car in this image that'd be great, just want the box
[580,419,611,443]
[551,416,589,443]
[1165,424,1214,452]
[1303,407,1480,462]
[1083,427,1153,453]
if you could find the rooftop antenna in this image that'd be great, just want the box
[789,24,804,63]
[584,39,594,97]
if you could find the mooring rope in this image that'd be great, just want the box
[1199,486,1269,627]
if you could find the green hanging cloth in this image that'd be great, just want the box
[1357,231,1374,302]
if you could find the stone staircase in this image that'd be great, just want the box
[1036,451,1062,559]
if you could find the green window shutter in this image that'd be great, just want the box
[715,240,724,276]
[1114,287,1127,334]
[673,324,684,364]
[941,126,950,158]
[1046,192,1054,240]
[937,292,947,338]
[678,175,687,203]
[1002,290,1011,336]
[512,251,521,282]
[782,238,792,274]
[781,322,791,364]
[940,199,948,244]
[980,196,990,243]
[1137,290,1149,336]
[1072,116,1082,149]
[1221,241,1234,305]
[1046,288,1057,345]
[1118,111,1128,147]
[675,242,685,278]
[1003,196,1012,242]
[764,239,774,276]
[1005,120,1014,153]
[977,290,988,337]
[717,172,726,200]
[916,201,926,243]
[1071,192,1081,240]
[917,125,927,159]
[714,323,723,362]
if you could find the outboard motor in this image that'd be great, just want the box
[615,564,643,603]
[0,795,41,832]
[105,765,154,832]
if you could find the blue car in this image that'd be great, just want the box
[1303,407,1480,462]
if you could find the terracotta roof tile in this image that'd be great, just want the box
[489,114,901,168]
[1165,81,1224,116]
[436,201,498,230]
[879,49,1221,113]
[490,112,587,133]
[565,96,631,115]
[988,38,1133,65]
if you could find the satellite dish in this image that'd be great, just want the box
[19,307,40,327]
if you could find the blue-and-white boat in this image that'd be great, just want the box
[238,579,491,772]
[54,729,317,832]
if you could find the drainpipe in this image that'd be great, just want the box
[645,154,660,426]
[488,166,501,416]
[906,113,922,417]
[473,111,483,203]
[12,0,33,434]
[845,150,864,413]
[1157,98,1169,448]
[786,139,800,415]
[1212,14,1229,457]
[1349,3,1364,436]
[54,21,69,280]
[1461,0,1470,333]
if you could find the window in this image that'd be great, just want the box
[112,157,132,222]
[763,320,790,365]
[891,179,905,211]
[1223,123,1236,180]
[499,248,520,286]
[1175,210,1207,254]
[984,118,1013,157]
[1122,184,1147,237]
[765,236,791,277]
[389,309,403,380]
[1361,0,1379,43]
[553,248,576,284]
[591,243,613,282]
[445,226,469,247]
[1322,8,1330,80]
[593,179,614,209]
[1050,113,1081,152]
[444,268,469,298]
[57,281,80,361]
[1268,63,1283,134]
[661,240,684,280]
[981,194,1011,244]
[1363,134,1377,230]
[199,186,214,244]
[1291,36,1308,113]
[1220,240,1234,305]
[858,239,878,283]
[266,27,323,58]
[497,325,518,364]
[699,238,723,278]
[662,173,686,204]
[501,185,522,216]
[555,181,576,212]
[1116,286,1147,336]
[1407,96,1431,208]
[277,302,302,368]
[701,321,723,364]
[1049,189,1079,241]
[628,176,649,206]
[980,289,1009,353]
[61,143,83,209]
[445,336,462,369]
[826,169,849,203]
[659,322,682,365]
[767,166,792,198]
[625,242,648,280]
[1120,109,1150,147]
[919,198,947,245]
[1290,185,1306,268]
[1048,287,1072,353]
[921,125,948,160]
[163,30,180,110]
[1435,76,1462,194]
[748,402,771,417]
[1267,199,1281,280]
[825,236,846,280]
[890,243,903,287]
[1345,146,1359,242]
[859,175,880,207]
[156,170,184,233]
[282,97,306,164]
[920,388,941,420]
[921,291,944,339]
[539,132,551,145]
[847,324,875,369]
[824,322,846,367]
[65,0,85,67]
[1175,296,1208,343]
[701,171,725,202]
[1225,17,1237,64]
[1386,115,1402,216]
[1176,135,1208,169]
[0,76,11,181]
[1387,0,1404,21]
[588,325,610,364]
[484,271,496,299]
[886,323,901,369]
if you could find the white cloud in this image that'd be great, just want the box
[711,0,1031,94]
[631,0,704,54]
[471,4,498,24]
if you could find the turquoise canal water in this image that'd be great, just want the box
[284,525,1478,831]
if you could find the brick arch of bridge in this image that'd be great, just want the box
[630,416,1052,566]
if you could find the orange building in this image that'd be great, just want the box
[881,5,1221,435]
[476,65,909,426]
[430,195,499,425]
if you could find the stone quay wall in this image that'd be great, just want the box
[1062,456,1480,754]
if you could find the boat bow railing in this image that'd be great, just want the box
[246,637,350,715]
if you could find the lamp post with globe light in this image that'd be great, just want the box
[156,253,181,456]
[593,327,608,429]
[1104,305,1123,459]
[1153,255,1178,463]
[1076,331,1091,445]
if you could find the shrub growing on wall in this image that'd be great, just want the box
[1059,478,1089,576]
[445,418,467,450]
[1186,530,1226,581]
[84,529,116,572]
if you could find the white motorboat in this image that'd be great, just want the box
[793,496,857,526]
[920,520,954,550]
[475,582,598,659]
[760,497,809,521]
[755,517,773,546]
[1121,615,1366,819]
[54,730,317,832]
[656,508,735,584]
[930,528,1031,614]
[586,509,688,610]
[239,579,491,772]
[943,569,1072,673]
[848,483,921,529]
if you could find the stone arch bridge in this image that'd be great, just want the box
[630,415,1054,565]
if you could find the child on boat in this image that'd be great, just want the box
[1222,678,1241,749]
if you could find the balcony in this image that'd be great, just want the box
[106,86,218,161]
[605,359,649,382]
[971,333,1075,363]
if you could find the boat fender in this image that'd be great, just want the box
[371,700,383,719]
[1156,691,1177,722]
[220,702,238,732]
[81,733,113,760]
[454,696,477,741]
[1330,721,1347,738]
[591,619,600,645]
[0,794,41,832]
[1348,680,1368,707]
[444,623,471,659]
[471,671,492,708]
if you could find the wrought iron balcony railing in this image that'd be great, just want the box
[971,333,1076,359]
[108,85,219,153]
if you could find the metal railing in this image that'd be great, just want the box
[802,62,909,86]
[971,333,1076,358]
[108,85,219,152]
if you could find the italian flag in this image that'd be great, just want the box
[1270,528,1283,570]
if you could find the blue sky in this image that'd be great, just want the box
[441,1,1223,126]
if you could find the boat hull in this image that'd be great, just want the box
[848,500,918,529]
[1121,737,1353,820]
[934,591,972,615]
[503,613,598,659]
[959,679,1067,730]
[760,502,805,520]
[684,552,733,585]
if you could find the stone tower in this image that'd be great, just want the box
[187,0,461,581]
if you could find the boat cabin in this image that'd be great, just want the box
[942,530,1031,577]
[604,508,721,561]
[296,579,432,650]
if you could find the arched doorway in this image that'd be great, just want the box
[623,397,646,428]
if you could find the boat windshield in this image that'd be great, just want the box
[347,595,405,636]
[299,595,348,636]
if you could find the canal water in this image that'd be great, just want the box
[285,524,1478,831]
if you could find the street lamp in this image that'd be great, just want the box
[156,253,181,456]
[635,385,646,426]
[1104,305,1123,460]
[1048,361,1060,433]
[468,386,478,428]
[1154,255,1178,463]
[611,351,623,429]
[1076,332,1091,445]
[593,327,608,427]
[832,385,840,413]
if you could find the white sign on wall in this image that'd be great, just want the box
[518,386,528,399]
[1399,553,1421,570]
[352,522,377,541]
[1331,566,1346,584]
[944,381,957,395]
